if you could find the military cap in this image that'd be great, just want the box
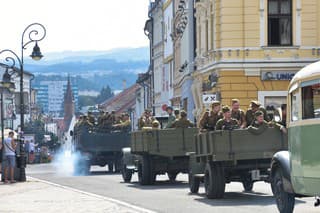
[145,108,152,112]
[231,99,240,104]
[174,109,180,114]
[111,110,116,114]
[254,110,264,117]
[222,105,231,113]
[211,101,220,107]
[166,106,173,111]
[180,110,187,117]
[251,100,261,108]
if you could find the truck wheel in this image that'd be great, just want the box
[272,168,295,213]
[188,172,200,193]
[204,162,225,199]
[168,172,178,182]
[138,155,153,185]
[121,164,133,183]
[108,163,114,173]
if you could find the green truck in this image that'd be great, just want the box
[121,128,198,185]
[270,61,320,213]
[72,129,130,174]
[188,128,287,199]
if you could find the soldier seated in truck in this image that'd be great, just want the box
[245,100,270,127]
[215,106,239,130]
[165,106,176,128]
[172,110,194,128]
[248,111,287,134]
[199,101,223,131]
[138,109,155,130]
[113,113,131,132]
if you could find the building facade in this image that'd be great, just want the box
[34,79,79,116]
[193,0,320,121]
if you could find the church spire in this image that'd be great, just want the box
[64,75,75,124]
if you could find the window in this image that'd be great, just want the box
[268,0,292,46]
[290,90,300,122]
[301,79,320,120]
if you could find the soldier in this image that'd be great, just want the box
[199,101,223,131]
[165,106,176,128]
[231,99,246,128]
[248,111,286,133]
[199,109,210,130]
[152,120,161,129]
[113,113,131,132]
[245,100,270,127]
[138,109,155,130]
[174,109,180,120]
[172,110,194,128]
[87,111,95,125]
[215,106,239,130]
[97,110,105,127]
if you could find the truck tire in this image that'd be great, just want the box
[121,164,133,183]
[138,155,154,185]
[204,162,225,199]
[168,172,178,182]
[188,172,200,193]
[108,163,114,173]
[272,168,295,213]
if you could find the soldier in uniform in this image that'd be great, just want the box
[199,109,210,130]
[231,99,246,128]
[138,109,155,130]
[87,111,96,125]
[215,106,239,130]
[152,120,161,129]
[174,109,180,120]
[248,111,287,133]
[172,110,194,128]
[113,113,131,132]
[165,106,176,128]
[245,100,270,127]
[199,101,223,131]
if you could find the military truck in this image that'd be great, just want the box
[72,129,130,174]
[188,127,287,199]
[121,128,198,185]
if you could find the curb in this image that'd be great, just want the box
[27,176,157,213]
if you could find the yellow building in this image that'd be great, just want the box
[192,0,320,119]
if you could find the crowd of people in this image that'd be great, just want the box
[74,111,132,134]
[137,99,287,134]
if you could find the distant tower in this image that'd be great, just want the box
[64,75,75,124]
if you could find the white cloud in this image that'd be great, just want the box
[0,0,150,53]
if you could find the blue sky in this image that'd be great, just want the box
[0,0,150,53]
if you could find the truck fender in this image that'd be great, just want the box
[270,151,294,194]
[122,147,135,168]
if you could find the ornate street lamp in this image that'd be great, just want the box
[0,23,46,182]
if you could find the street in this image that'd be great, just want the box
[26,163,318,213]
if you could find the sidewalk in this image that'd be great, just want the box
[0,175,152,213]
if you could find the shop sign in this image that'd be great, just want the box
[261,71,296,81]
[202,94,217,104]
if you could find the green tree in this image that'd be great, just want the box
[96,85,114,104]
[78,95,96,108]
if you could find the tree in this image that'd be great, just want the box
[78,96,96,108]
[96,85,114,104]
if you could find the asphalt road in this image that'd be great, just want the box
[26,163,318,213]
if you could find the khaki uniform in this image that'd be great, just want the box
[215,118,239,130]
[88,115,95,125]
[172,117,194,128]
[245,107,270,127]
[166,114,176,128]
[231,109,246,127]
[113,119,131,132]
[203,111,223,130]
[138,116,155,130]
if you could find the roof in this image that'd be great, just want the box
[99,84,139,114]
[290,60,320,87]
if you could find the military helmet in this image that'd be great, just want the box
[254,110,264,117]
[222,105,231,113]
[251,100,261,108]
[211,101,220,107]
[180,110,187,117]
[174,109,180,115]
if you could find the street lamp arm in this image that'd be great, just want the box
[0,49,23,69]
[22,23,46,50]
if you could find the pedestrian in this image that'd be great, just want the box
[3,131,17,183]
[0,137,2,174]
[29,140,35,164]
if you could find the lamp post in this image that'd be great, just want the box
[0,23,46,182]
